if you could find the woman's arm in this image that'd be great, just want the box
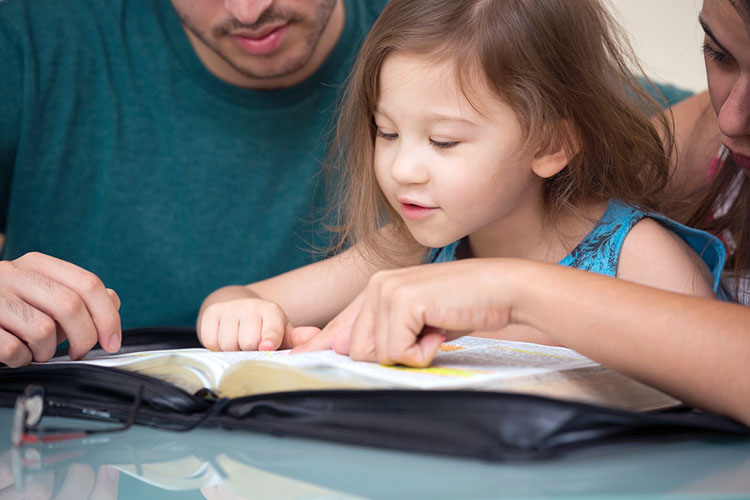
[511,260,749,425]
[339,259,750,425]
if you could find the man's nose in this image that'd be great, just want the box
[223,0,274,26]
[718,74,750,140]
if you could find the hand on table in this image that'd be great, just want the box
[0,252,121,367]
[198,297,320,352]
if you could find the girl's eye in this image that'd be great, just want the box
[429,139,459,149]
[703,42,735,67]
[376,129,398,141]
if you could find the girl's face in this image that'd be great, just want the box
[701,0,750,164]
[373,53,546,255]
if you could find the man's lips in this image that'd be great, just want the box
[230,22,287,40]
[230,24,289,56]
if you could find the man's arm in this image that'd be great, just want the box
[0,15,122,367]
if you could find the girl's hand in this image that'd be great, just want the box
[198,297,320,352]
[337,260,516,366]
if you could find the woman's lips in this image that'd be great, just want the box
[230,24,289,56]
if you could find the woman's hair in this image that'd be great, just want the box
[688,0,750,288]
[327,0,673,264]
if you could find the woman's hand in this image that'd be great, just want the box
[290,290,366,354]
[329,260,517,366]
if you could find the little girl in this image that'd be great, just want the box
[197,0,725,355]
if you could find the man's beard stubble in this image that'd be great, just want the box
[178,0,337,81]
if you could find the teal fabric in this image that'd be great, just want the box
[639,77,695,108]
[0,0,387,328]
[428,200,727,295]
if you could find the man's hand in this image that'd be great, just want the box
[0,252,121,367]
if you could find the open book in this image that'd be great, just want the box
[49,336,679,412]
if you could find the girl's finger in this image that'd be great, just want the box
[217,318,240,352]
[258,314,286,351]
[198,310,220,350]
[237,316,262,351]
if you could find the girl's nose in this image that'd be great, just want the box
[390,148,430,185]
[223,0,275,26]
[718,74,750,140]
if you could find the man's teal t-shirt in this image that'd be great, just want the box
[0,0,386,328]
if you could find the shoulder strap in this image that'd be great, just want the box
[559,200,726,291]
[425,239,461,263]
[560,200,644,277]
[647,212,727,293]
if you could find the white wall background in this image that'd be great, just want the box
[607,0,706,93]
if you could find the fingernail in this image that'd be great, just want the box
[259,340,275,351]
[108,331,121,351]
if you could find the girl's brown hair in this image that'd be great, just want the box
[687,0,750,293]
[327,0,673,264]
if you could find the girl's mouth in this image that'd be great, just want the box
[400,202,438,220]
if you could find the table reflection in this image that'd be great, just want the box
[2,409,750,500]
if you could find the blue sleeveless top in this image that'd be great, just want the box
[427,200,727,294]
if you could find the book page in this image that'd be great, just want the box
[221,337,679,410]
[44,338,593,391]
[43,349,291,394]
[263,336,599,389]
[45,337,679,410]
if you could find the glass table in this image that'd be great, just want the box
[2,408,750,499]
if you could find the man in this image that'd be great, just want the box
[0,0,387,366]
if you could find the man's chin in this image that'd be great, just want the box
[223,51,314,85]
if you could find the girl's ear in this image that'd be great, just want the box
[530,121,581,179]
